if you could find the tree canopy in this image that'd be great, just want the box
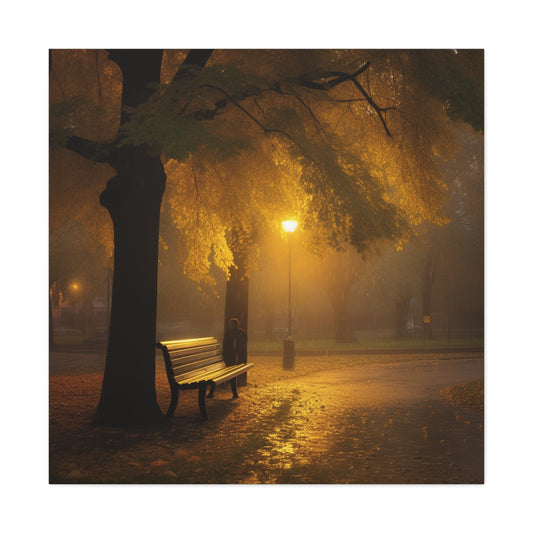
[151,50,481,287]
[50,49,484,291]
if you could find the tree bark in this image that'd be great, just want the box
[223,234,250,385]
[224,265,249,332]
[93,50,166,426]
[93,146,166,426]
[224,261,249,385]
[223,227,253,333]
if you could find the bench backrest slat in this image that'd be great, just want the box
[158,337,216,352]
[167,344,220,360]
[176,361,229,385]
[171,354,224,379]
[168,348,222,368]
[157,337,225,384]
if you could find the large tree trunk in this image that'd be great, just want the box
[93,146,166,426]
[91,49,214,426]
[93,50,166,426]
[224,265,249,332]
[223,227,253,332]
[224,253,249,385]
[223,225,254,384]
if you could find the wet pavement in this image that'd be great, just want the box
[190,358,484,483]
[49,353,484,484]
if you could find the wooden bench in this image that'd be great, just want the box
[156,337,254,420]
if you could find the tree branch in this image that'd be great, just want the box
[181,59,396,143]
[331,97,367,103]
[199,83,315,163]
[351,78,393,137]
[293,94,328,140]
[169,50,214,84]
[298,62,371,91]
[198,61,394,139]
[300,62,396,138]
[66,136,114,164]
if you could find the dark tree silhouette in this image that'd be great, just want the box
[94,50,168,426]
[64,49,213,426]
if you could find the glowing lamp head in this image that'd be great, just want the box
[282,220,298,233]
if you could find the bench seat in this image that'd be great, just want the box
[157,337,253,420]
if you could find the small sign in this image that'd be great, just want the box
[423,315,431,324]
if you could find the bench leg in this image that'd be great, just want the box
[207,382,216,398]
[198,384,209,421]
[166,386,179,417]
[231,377,239,399]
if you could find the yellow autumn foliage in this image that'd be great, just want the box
[50,49,475,289]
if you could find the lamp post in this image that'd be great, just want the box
[282,220,297,369]
[70,281,80,331]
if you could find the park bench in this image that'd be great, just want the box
[156,337,254,421]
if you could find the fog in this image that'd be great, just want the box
[50,204,483,351]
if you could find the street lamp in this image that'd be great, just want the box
[282,220,297,369]
[69,281,81,331]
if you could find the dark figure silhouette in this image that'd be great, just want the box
[222,317,247,366]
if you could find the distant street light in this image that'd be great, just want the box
[69,281,81,331]
[282,220,297,370]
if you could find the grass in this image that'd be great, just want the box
[52,330,483,351]
[248,335,484,353]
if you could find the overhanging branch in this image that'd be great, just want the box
[66,136,114,164]
[351,79,393,137]
[298,62,371,91]
[199,83,314,163]
[196,61,394,139]
[299,62,395,138]
[293,94,328,141]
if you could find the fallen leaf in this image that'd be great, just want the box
[151,459,169,467]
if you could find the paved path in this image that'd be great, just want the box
[308,357,484,406]
[49,353,484,484]
[199,357,484,483]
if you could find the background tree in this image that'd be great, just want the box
[50,50,117,347]
[49,219,110,338]
[354,121,483,340]
[310,249,366,343]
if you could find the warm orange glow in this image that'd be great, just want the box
[282,220,298,233]
[70,282,80,292]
